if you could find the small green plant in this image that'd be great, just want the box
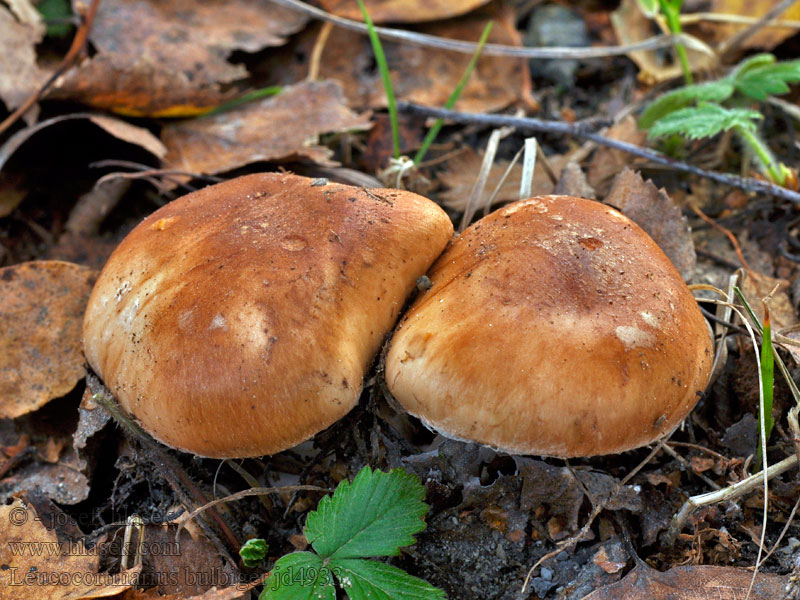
[240,538,269,568]
[734,286,776,469]
[640,54,800,186]
[637,0,692,84]
[356,0,491,170]
[252,466,445,599]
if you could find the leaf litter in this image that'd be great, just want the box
[2,0,800,598]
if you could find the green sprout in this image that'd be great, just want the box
[641,54,800,186]
[255,466,445,599]
[356,0,491,171]
[240,538,269,568]
[733,287,776,469]
[637,0,692,84]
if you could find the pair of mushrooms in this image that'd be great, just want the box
[82,173,713,459]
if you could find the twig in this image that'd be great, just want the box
[0,0,102,136]
[175,485,330,534]
[269,0,713,59]
[681,12,800,29]
[64,178,131,237]
[307,21,334,81]
[658,441,721,491]
[665,452,797,545]
[690,204,752,272]
[397,103,800,205]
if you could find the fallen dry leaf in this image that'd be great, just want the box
[592,546,627,574]
[581,562,786,599]
[0,499,140,598]
[115,575,264,599]
[127,525,238,597]
[518,458,642,538]
[0,261,96,419]
[587,116,647,195]
[267,8,525,113]
[605,167,697,281]
[438,149,557,212]
[71,385,112,486]
[610,0,715,84]
[0,113,166,174]
[318,0,491,23]
[52,0,307,116]
[555,161,596,199]
[161,80,371,175]
[0,2,49,124]
[703,0,800,51]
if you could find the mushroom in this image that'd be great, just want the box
[385,195,713,457]
[82,173,453,458]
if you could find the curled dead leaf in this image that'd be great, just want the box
[53,0,307,116]
[161,80,371,176]
[605,167,697,281]
[581,562,786,599]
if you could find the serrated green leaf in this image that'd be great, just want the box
[260,552,335,600]
[240,538,268,568]
[639,81,733,129]
[729,53,778,79]
[305,467,429,560]
[332,558,447,600]
[733,59,800,101]
[648,102,762,140]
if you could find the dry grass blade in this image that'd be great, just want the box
[459,127,512,231]
[519,137,537,199]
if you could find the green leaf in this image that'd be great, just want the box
[639,81,733,129]
[36,0,73,38]
[357,0,400,158]
[729,53,779,79]
[648,102,762,140]
[733,57,800,101]
[305,467,429,560]
[414,21,493,165]
[260,552,335,600]
[332,558,447,600]
[240,538,268,568]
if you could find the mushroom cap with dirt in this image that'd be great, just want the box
[82,173,453,458]
[385,195,713,457]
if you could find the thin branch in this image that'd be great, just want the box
[269,0,713,59]
[397,103,800,205]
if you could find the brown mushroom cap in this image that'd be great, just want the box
[82,173,453,457]
[385,196,713,457]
